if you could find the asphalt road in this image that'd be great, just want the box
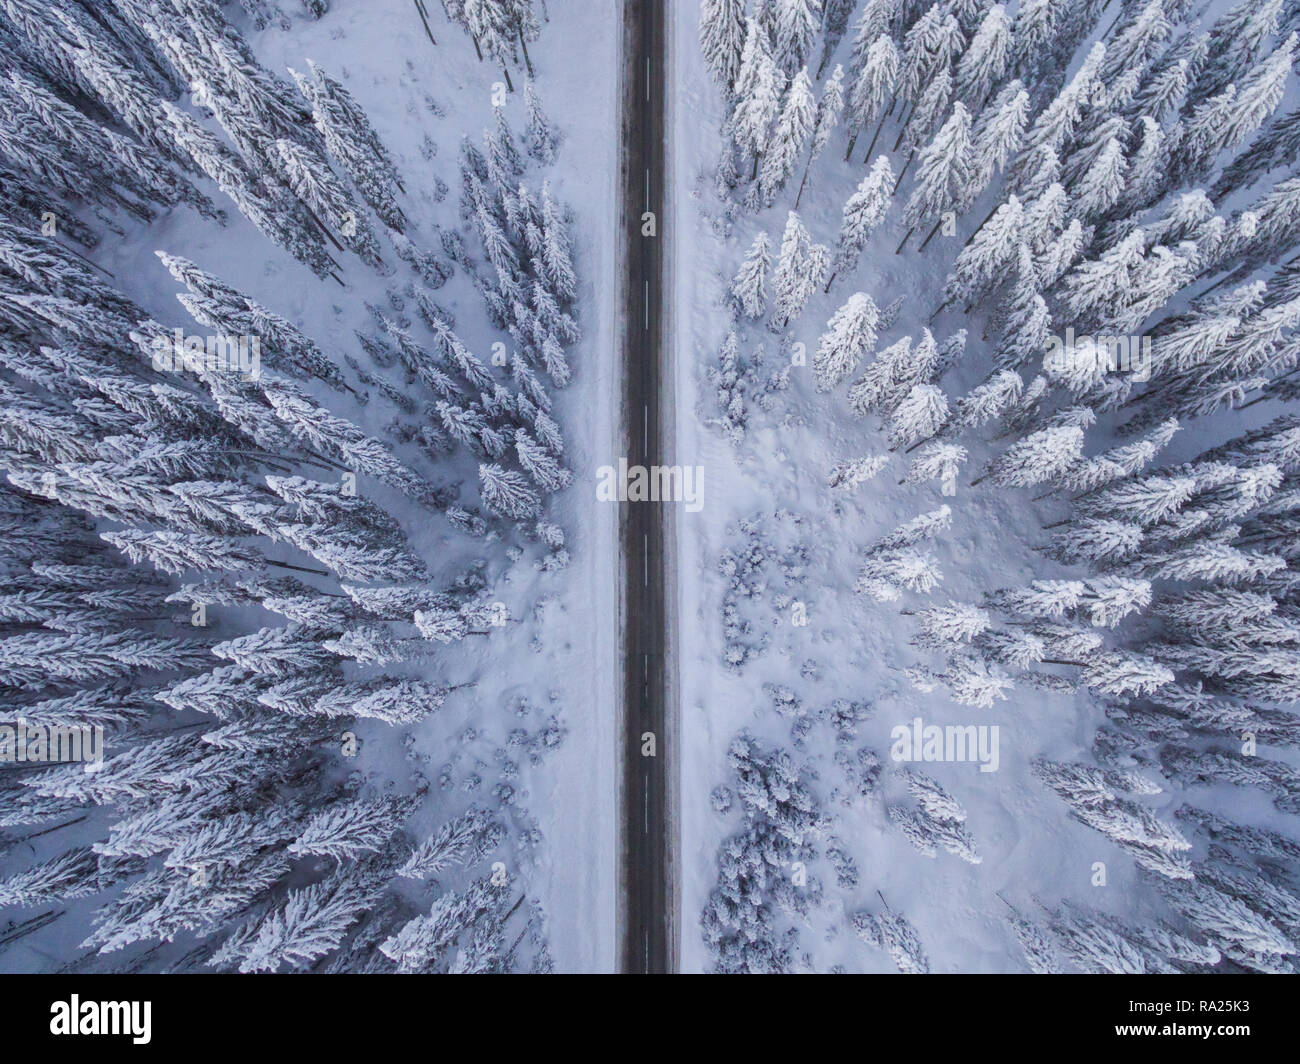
[619,0,672,974]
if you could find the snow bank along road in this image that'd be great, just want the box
[619,0,674,974]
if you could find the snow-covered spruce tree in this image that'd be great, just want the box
[291,60,406,232]
[700,0,747,92]
[887,382,949,451]
[843,35,898,164]
[824,154,894,291]
[769,210,829,329]
[160,254,348,390]
[855,546,943,602]
[731,230,772,318]
[904,440,967,496]
[813,293,879,392]
[768,0,823,79]
[852,901,931,973]
[889,769,981,863]
[971,425,1085,488]
[759,68,815,207]
[793,64,844,209]
[523,78,558,164]
[731,17,786,182]
[828,453,889,493]
[898,101,975,253]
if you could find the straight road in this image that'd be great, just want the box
[619,0,672,974]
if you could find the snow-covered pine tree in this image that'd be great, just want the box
[813,293,879,392]
[731,18,786,180]
[900,101,975,252]
[731,231,772,318]
[759,67,816,206]
[700,0,748,91]
[844,35,898,163]
[825,155,894,290]
[523,77,558,163]
[768,0,822,78]
[794,64,844,208]
[769,210,827,328]
[973,425,1085,488]
[955,3,1011,109]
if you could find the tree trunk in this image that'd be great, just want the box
[844,132,858,162]
[267,559,330,575]
[301,204,346,253]
[11,815,88,845]
[793,160,812,209]
[235,450,310,474]
[0,910,62,953]
[413,0,436,44]
[1101,2,1123,41]
[55,239,113,278]
[518,28,534,77]
[895,226,915,255]
[1192,272,1239,300]
[891,106,913,152]
[243,455,294,475]
[891,150,914,193]
[917,218,944,252]
[863,111,887,162]
[823,270,838,294]
[305,451,351,472]
[963,201,1001,247]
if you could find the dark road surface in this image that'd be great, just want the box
[619,0,672,974]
